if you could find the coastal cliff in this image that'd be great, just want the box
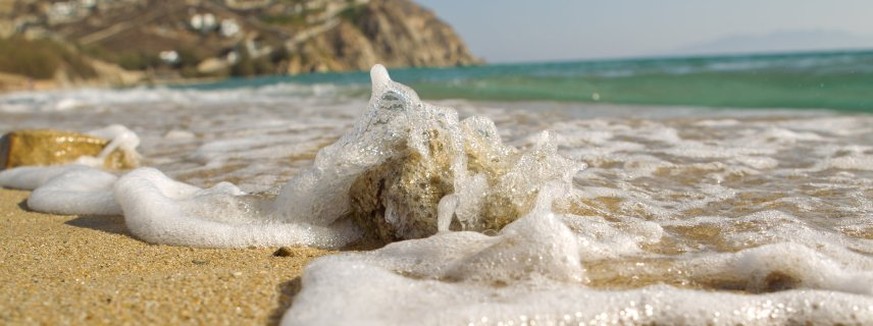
[284,0,481,73]
[0,0,481,90]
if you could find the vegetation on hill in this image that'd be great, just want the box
[0,0,481,86]
[0,37,96,80]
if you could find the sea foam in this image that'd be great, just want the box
[3,65,873,324]
[0,65,582,249]
[0,125,139,215]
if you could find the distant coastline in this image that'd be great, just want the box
[0,0,480,93]
[171,49,873,112]
[5,48,871,114]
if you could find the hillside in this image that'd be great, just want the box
[0,0,481,90]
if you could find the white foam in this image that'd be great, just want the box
[28,167,120,216]
[690,242,873,295]
[269,64,584,237]
[4,65,873,324]
[0,164,123,216]
[562,215,663,260]
[0,165,90,190]
[271,65,428,226]
[282,171,871,325]
[828,154,873,171]
[162,129,196,140]
[285,266,873,325]
[0,82,354,113]
[114,168,360,248]
[276,67,873,324]
[284,222,873,325]
[0,125,140,215]
[8,65,582,250]
[79,124,141,167]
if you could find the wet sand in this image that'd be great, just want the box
[0,189,333,325]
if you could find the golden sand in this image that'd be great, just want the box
[0,189,334,325]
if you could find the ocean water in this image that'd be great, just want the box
[186,49,873,112]
[0,55,872,324]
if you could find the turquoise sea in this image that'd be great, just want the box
[186,49,873,112]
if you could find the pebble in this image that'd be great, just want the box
[272,247,297,257]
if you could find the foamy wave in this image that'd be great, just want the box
[0,82,358,113]
[2,65,873,324]
[0,65,583,250]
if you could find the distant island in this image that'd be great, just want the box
[0,0,481,91]
[670,29,873,57]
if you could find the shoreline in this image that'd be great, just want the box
[0,71,227,96]
[0,188,332,324]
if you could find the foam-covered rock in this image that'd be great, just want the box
[289,65,584,243]
[2,65,583,249]
[0,125,140,170]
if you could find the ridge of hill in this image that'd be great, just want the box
[0,0,481,90]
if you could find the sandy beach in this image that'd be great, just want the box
[0,188,333,325]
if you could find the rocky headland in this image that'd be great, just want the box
[0,0,481,91]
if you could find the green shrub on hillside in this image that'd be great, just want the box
[0,37,96,79]
[117,52,162,71]
[230,47,275,76]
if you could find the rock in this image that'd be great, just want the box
[273,246,297,257]
[355,0,482,67]
[346,118,580,245]
[343,132,455,243]
[196,58,229,74]
[288,0,482,74]
[349,127,460,243]
[0,129,138,170]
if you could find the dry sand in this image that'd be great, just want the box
[0,188,334,325]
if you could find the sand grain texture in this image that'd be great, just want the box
[0,189,332,325]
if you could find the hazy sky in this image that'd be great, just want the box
[416,0,873,63]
